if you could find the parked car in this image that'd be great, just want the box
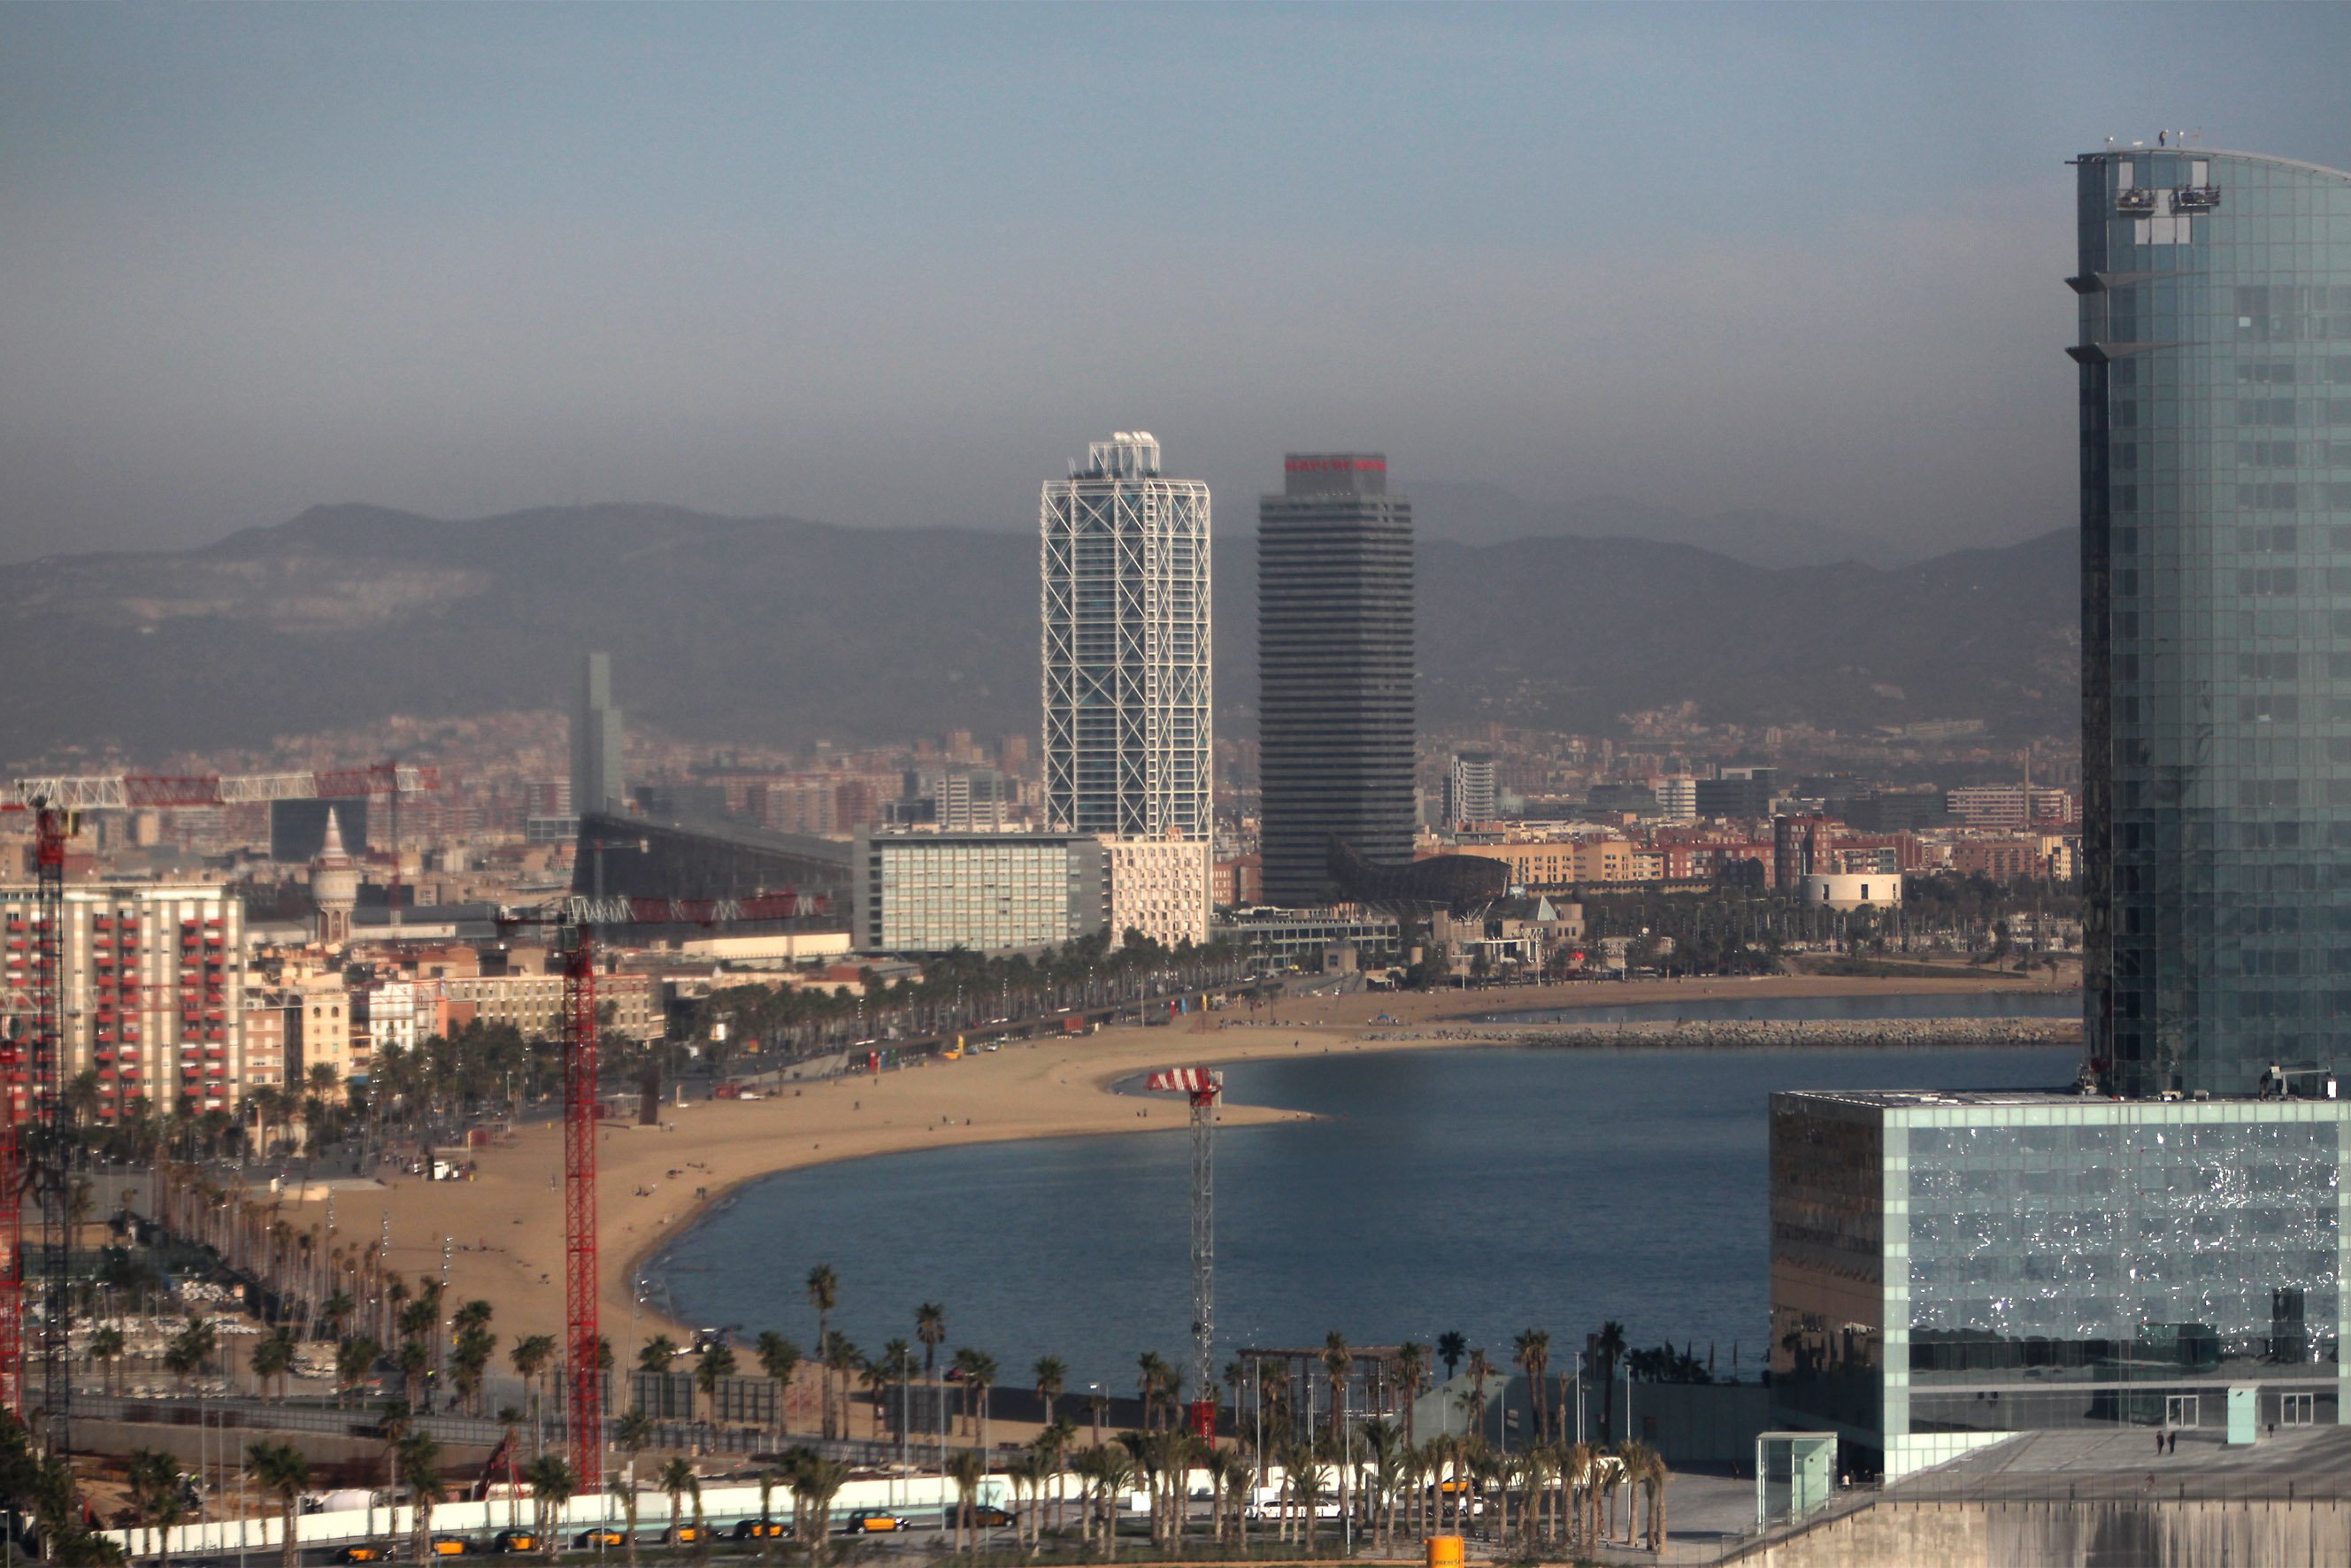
[732,1520,789,1540]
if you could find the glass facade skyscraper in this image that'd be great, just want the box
[2077,148,2351,1097]
[1039,433,1212,842]
[1257,454,1416,907]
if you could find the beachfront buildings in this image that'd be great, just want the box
[1770,1089,2348,1478]
[0,882,247,1121]
[2075,145,2351,1098]
[850,829,1109,954]
[1258,453,1417,905]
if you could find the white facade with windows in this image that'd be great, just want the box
[852,831,1108,955]
[1103,834,1211,950]
[1040,433,1212,842]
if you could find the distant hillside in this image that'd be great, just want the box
[1410,480,1906,568]
[0,503,2078,763]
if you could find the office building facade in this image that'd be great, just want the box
[852,830,1108,954]
[2076,147,2351,1097]
[1039,433,1212,842]
[573,651,626,819]
[1258,454,1415,905]
[1771,1089,2348,1479]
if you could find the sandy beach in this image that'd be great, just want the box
[277,969,2073,1359]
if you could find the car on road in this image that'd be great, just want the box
[491,1531,543,1554]
[732,1521,789,1540]
[659,1526,707,1546]
[571,1529,627,1549]
[840,1510,913,1535]
[331,1548,386,1564]
[428,1536,473,1556]
[964,1504,1017,1528]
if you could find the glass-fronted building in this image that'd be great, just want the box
[1771,1089,2347,1478]
[2076,147,2351,1097]
[1257,454,1416,906]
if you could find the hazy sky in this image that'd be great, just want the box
[6,3,2350,565]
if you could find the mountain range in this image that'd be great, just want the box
[0,503,2078,765]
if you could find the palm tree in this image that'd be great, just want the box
[1393,1342,1428,1448]
[820,1332,861,1441]
[87,1324,127,1395]
[1288,1458,1330,1556]
[335,1334,380,1408]
[1434,1332,1466,1383]
[251,1326,296,1403]
[657,1458,697,1549]
[1463,1350,1494,1440]
[1033,1356,1065,1431]
[790,1451,850,1564]
[1356,1418,1401,1549]
[127,1448,188,1568]
[612,1411,656,1568]
[512,1334,558,1441]
[947,1447,987,1553]
[966,1350,998,1452]
[1644,1445,1671,1552]
[753,1464,782,1566]
[915,1302,946,1448]
[398,1431,444,1564]
[248,1441,311,1568]
[396,1339,431,1412]
[1593,1321,1628,1441]
[1321,1332,1351,1527]
[1084,1444,1135,1561]
[804,1264,838,1437]
[695,1341,738,1433]
[755,1332,801,1439]
[1513,1329,1551,1443]
[522,1453,576,1560]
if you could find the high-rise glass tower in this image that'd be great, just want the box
[2076,146,2351,1096]
[572,651,626,818]
[1039,433,1212,839]
[1258,454,1415,906]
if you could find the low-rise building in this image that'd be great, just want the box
[1103,834,1211,949]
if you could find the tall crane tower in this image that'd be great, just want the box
[1146,1066,1223,1439]
[496,891,824,1477]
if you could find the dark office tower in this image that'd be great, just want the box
[1257,454,1414,906]
[2076,146,2351,1097]
[572,651,626,818]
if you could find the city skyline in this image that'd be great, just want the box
[8,7,2351,568]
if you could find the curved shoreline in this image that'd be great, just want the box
[280,973,2078,1353]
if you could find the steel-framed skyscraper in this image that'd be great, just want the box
[1257,453,1415,906]
[1040,432,1213,840]
[2075,145,2351,1097]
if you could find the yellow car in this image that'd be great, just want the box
[572,1530,627,1549]
[429,1537,473,1557]
[333,1549,386,1564]
[733,1521,789,1541]
[667,1526,706,1545]
[492,1532,542,1555]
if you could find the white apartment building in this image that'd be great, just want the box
[1104,834,1211,950]
[0,883,245,1121]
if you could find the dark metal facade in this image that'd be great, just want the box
[1256,454,1415,906]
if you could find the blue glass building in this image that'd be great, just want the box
[2076,147,2351,1097]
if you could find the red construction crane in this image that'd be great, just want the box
[494,889,829,1479]
[1146,1066,1224,1440]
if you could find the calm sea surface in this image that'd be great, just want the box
[654,1000,2076,1387]
[1473,988,2080,1025]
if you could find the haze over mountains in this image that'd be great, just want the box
[0,503,2077,765]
